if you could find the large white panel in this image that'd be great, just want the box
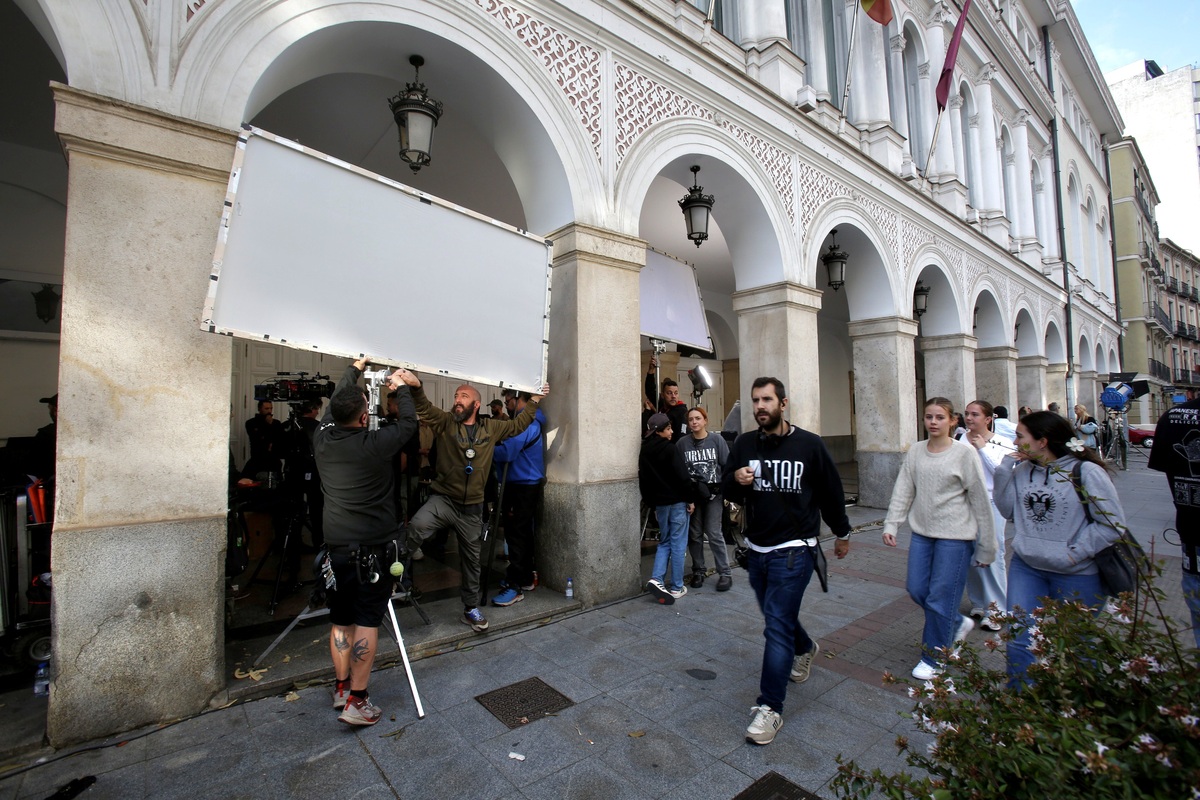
[203,129,551,392]
[640,248,711,350]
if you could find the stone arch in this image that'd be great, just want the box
[1045,318,1066,364]
[178,4,594,232]
[1013,304,1038,357]
[909,245,966,337]
[616,119,791,291]
[970,282,1007,348]
[805,200,898,319]
[1077,332,1095,372]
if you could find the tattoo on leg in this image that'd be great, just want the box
[352,638,370,662]
[334,633,350,653]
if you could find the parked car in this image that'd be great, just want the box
[1128,425,1156,448]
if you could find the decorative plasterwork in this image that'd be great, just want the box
[801,160,899,270]
[474,0,603,162]
[613,62,712,166]
[719,116,794,226]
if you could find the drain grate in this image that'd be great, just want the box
[475,676,575,729]
[733,771,823,800]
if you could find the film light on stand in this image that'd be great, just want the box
[688,365,713,401]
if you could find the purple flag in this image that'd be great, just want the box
[936,0,973,112]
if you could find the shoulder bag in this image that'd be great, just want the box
[1069,462,1146,596]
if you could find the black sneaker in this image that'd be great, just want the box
[715,575,733,592]
[645,579,674,605]
[689,571,705,589]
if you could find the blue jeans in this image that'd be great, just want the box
[1006,554,1105,686]
[1181,549,1200,649]
[906,534,973,668]
[652,503,689,592]
[747,546,815,714]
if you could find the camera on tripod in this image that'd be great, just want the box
[254,372,334,407]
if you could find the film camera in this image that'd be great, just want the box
[254,372,334,406]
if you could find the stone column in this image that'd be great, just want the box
[919,334,978,409]
[847,0,891,127]
[848,316,920,508]
[923,4,956,180]
[974,345,1018,409]
[542,224,645,606]
[888,34,909,142]
[1011,111,1036,240]
[1046,362,1069,413]
[974,65,1004,214]
[740,0,789,49]
[731,282,823,433]
[1016,355,1048,410]
[1078,369,1098,414]
[948,94,966,183]
[804,0,831,100]
[49,85,236,746]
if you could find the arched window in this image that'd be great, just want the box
[1086,197,1098,285]
[1068,174,1084,271]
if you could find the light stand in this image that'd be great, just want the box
[650,339,668,408]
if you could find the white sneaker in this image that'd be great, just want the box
[979,615,1003,632]
[745,705,783,745]
[969,607,985,619]
[954,615,975,643]
[911,661,942,681]
[411,547,425,561]
[668,585,688,599]
[790,642,819,683]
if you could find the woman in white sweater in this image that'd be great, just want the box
[883,397,997,680]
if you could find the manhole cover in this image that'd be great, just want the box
[733,771,822,800]
[475,676,574,729]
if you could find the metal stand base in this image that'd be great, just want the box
[252,586,430,718]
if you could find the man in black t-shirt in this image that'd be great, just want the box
[1147,398,1200,647]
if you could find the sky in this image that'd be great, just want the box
[1071,0,1199,76]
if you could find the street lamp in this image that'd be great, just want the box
[388,55,443,173]
[913,281,931,318]
[678,165,715,247]
[821,228,848,291]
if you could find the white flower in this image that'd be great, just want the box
[1066,437,1086,453]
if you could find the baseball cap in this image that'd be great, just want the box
[644,412,670,438]
[39,394,58,405]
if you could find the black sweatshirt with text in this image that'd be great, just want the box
[721,425,851,547]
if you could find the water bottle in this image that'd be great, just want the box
[33,662,49,697]
[565,578,574,599]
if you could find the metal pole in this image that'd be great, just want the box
[386,599,425,718]
[921,111,945,183]
[838,3,861,134]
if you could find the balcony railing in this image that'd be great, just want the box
[1175,322,1189,337]
[1150,359,1172,381]
[1175,369,1194,384]
[1190,324,1198,340]
[1168,276,1180,292]
[1152,302,1172,332]
[1192,288,1199,302]
[1184,282,1192,297]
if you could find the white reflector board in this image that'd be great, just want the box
[202,128,551,392]
[639,248,711,350]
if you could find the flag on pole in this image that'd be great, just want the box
[936,0,973,111]
[861,0,893,26]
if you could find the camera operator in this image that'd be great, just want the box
[285,399,325,550]
[395,371,548,633]
[313,358,417,726]
[245,399,286,478]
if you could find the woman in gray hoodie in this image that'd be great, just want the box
[993,411,1125,686]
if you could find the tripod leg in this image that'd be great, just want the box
[387,599,425,719]
[253,603,327,667]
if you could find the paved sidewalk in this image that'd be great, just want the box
[0,455,1190,800]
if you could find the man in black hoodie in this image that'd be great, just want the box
[722,377,851,746]
[639,412,695,603]
[313,358,417,727]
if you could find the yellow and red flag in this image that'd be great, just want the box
[861,0,894,25]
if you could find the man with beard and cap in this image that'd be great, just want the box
[722,377,851,745]
[397,372,548,632]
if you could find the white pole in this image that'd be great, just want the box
[387,599,425,719]
[921,111,945,184]
[838,4,861,134]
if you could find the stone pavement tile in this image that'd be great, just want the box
[17,762,147,800]
[373,745,517,800]
[536,664,603,706]
[260,737,392,800]
[816,677,912,728]
[657,693,753,759]
[8,733,148,799]
[566,618,652,652]
[597,720,719,798]
[251,708,351,765]
[243,683,331,729]
[0,780,14,800]
[138,731,265,798]
[707,671,763,716]
[470,639,567,685]
[142,704,251,760]
[607,669,710,718]
[700,633,767,670]
[611,634,703,675]
[567,650,652,694]
[475,696,644,787]
[440,694,513,743]
[518,756,652,800]
[523,626,621,668]
[403,656,505,714]
[651,615,724,649]
[826,724,933,796]
[720,734,841,798]
[657,760,756,800]
[684,603,762,641]
[787,699,893,762]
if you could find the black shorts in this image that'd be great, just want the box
[326,547,393,628]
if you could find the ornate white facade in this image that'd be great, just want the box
[2,0,1124,741]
